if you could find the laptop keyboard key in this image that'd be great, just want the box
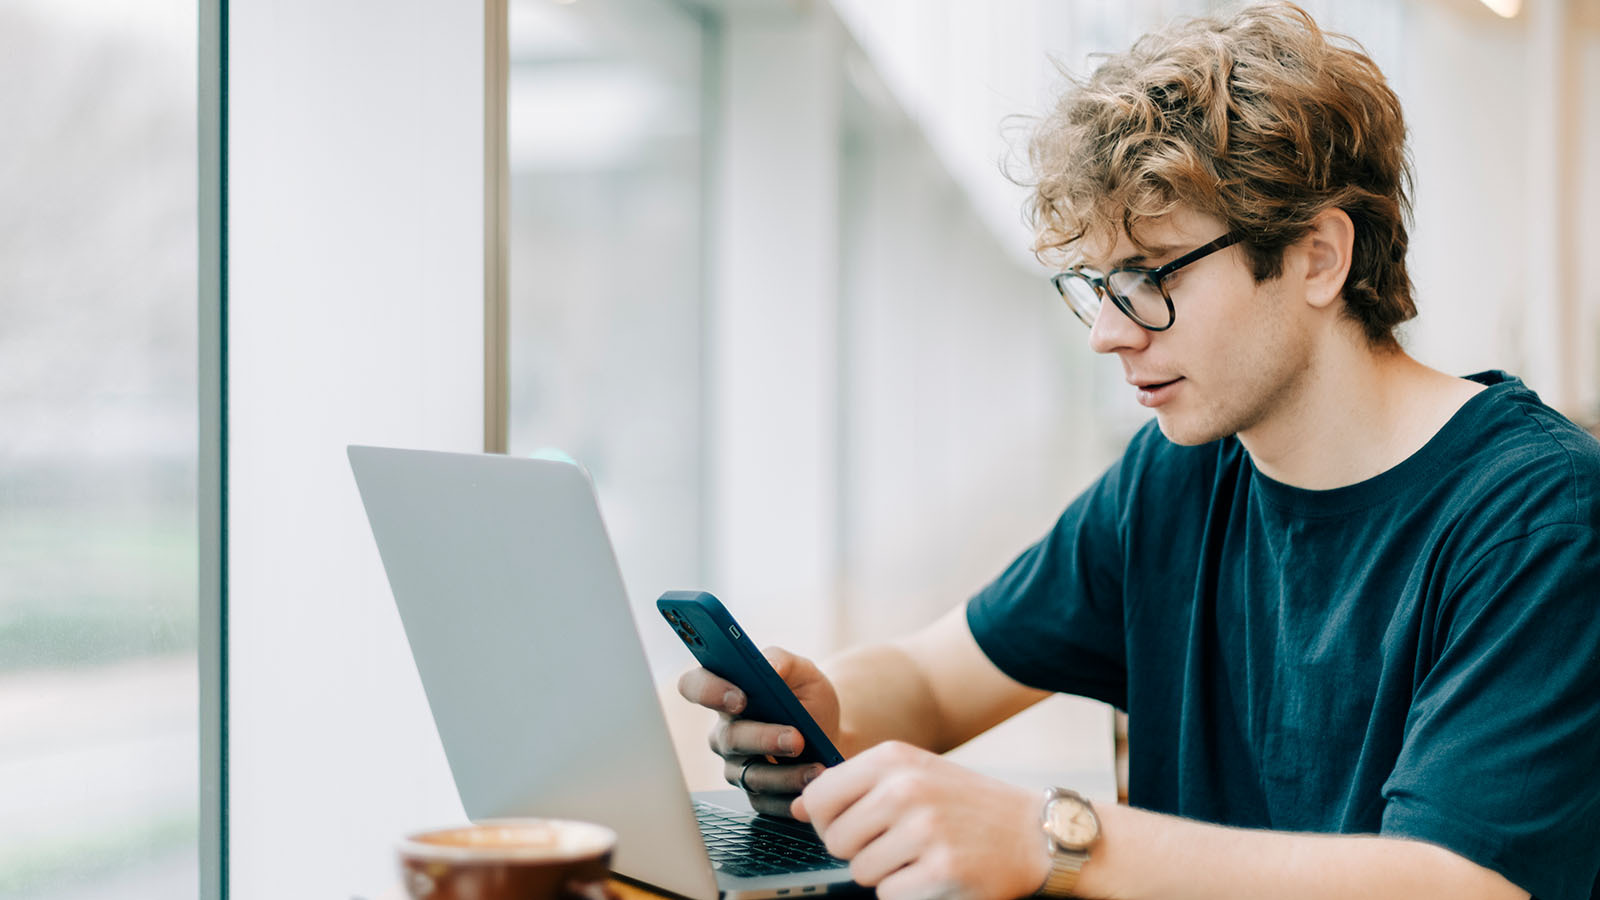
[694,801,847,876]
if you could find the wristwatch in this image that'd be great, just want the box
[1034,787,1101,898]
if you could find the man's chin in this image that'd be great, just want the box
[1153,411,1229,446]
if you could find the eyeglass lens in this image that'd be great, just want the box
[1061,271,1167,327]
[1107,271,1167,323]
[1058,276,1103,323]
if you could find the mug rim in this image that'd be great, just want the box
[398,818,618,864]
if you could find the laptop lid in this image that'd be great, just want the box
[348,445,720,900]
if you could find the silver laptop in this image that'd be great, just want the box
[348,445,859,900]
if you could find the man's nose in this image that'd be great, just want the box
[1087,297,1150,355]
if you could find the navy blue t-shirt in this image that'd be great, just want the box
[967,372,1600,900]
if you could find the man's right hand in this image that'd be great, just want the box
[676,647,843,818]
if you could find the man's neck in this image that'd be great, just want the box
[1238,342,1485,491]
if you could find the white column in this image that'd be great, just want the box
[1579,16,1600,421]
[1523,0,1574,409]
[708,8,844,656]
[227,1,485,895]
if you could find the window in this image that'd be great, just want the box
[0,0,199,896]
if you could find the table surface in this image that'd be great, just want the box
[610,876,878,900]
[611,876,678,900]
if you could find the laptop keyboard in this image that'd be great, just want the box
[694,800,850,878]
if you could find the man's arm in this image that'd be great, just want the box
[1080,802,1529,900]
[792,742,1530,900]
[824,603,1051,756]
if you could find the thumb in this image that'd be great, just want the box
[762,646,806,685]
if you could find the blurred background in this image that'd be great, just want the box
[0,0,199,897]
[2,0,1596,897]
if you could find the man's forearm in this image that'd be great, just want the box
[820,605,1051,759]
[821,642,952,756]
[1078,803,1528,900]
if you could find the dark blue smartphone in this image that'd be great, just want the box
[657,590,845,767]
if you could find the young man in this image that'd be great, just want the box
[678,5,1600,899]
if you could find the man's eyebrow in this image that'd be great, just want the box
[1114,244,1180,268]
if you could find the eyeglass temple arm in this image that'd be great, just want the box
[1148,232,1242,277]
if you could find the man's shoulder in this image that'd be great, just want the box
[1445,373,1600,528]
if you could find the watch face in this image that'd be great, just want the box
[1046,795,1099,848]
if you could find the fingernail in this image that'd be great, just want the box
[724,690,744,713]
[803,765,824,785]
[778,731,798,754]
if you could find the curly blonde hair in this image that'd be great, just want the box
[1025,2,1416,346]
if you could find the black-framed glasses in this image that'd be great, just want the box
[1051,232,1242,332]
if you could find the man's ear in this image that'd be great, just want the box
[1300,208,1355,311]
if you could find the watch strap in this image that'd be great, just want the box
[1035,846,1088,898]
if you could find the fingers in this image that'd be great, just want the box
[723,756,826,796]
[841,812,925,889]
[708,717,807,759]
[677,666,746,715]
[679,648,817,711]
[796,741,919,837]
[751,791,803,818]
[811,772,903,860]
[724,756,825,820]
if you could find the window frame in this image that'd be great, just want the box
[199,0,227,896]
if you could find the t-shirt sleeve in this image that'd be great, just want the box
[1380,522,1600,900]
[965,450,1130,710]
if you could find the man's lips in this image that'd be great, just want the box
[1129,376,1182,390]
[1131,376,1184,408]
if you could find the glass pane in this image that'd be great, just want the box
[506,0,707,678]
[0,0,198,897]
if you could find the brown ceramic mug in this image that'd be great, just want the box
[399,818,618,900]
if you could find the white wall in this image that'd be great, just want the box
[835,68,1096,643]
[706,8,846,659]
[227,1,485,895]
[1397,1,1528,379]
[1389,1,1599,418]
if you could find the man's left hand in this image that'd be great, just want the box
[791,741,1049,900]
